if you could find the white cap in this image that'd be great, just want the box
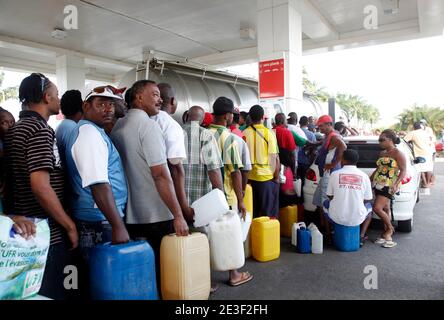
[84,85,126,101]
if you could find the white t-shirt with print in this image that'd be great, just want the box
[326,165,373,226]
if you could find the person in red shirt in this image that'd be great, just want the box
[230,108,244,138]
[274,113,296,174]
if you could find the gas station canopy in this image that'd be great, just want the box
[0,0,443,82]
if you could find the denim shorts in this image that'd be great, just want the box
[313,176,329,208]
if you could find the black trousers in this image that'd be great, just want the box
[39,237,77,300]
[126,220,174,297]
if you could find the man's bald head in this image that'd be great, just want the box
[187,105,205,124]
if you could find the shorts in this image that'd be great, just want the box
[249,179,280,218]
[374,187,394,200]
[313,176,329,208]
[417,155,434,173]
[323,200,372,225]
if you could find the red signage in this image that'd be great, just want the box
[259,59,285,99]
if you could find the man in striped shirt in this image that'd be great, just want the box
[4,73,78,300]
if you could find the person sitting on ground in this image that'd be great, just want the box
[325,149,373,247]
[363,129,406,248]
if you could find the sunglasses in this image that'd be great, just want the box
[32,73,49,93]
[92,85,125,96]
[378,137,387,143]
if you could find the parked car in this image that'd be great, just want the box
[303,136,422,232]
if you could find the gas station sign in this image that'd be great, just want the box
[259,58,285,99]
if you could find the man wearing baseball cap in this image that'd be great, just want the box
[208,96,253,287]
[312,115,346,242]
[65,85,130,261]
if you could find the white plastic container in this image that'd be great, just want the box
[208,211,245,271]
[160,233,211,300]
[308,224,323,254]
[240,212,252,242]
[291,222,306,246]
[191,189,229,227]
[293,179,302,198]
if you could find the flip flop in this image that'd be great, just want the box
[374,238,386,244]
[228,271,253,287]
[382,240,397,248]
[210,283,220,294]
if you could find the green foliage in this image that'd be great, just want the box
[0,72,19,104]
[303,67,331,103]
[335,93,380,125]
[396,104,444,136]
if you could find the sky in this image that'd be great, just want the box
[2,35,444,128]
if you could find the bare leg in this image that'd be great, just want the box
[372,195,394,240]
[425,172,433,187]
[421,172,427,188]
[360,216,372,238]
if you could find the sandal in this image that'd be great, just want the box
[382,240,397,248]
[228,271,253,287]
[374,238,386,244]
[210,283,220,294]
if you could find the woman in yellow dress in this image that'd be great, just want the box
[367,130,406,248]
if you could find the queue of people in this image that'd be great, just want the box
[0,71,438,300]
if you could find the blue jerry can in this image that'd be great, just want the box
[333,223,360,252]
[296,227,311,254]
[89,240,158,300]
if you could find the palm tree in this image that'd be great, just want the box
[303,67,331,103]
[396,104,444,135]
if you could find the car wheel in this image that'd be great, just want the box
[397,219,413,233]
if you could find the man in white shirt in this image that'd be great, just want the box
[151,83,194,221]
[420,119,436,186]
[287,112,307,139]
[326,149,373,246]
[404,122,434,188]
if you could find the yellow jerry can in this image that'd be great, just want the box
[243,184,253,215]
[251,217,280,262]
[279,206,298,238]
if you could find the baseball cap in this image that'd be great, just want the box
[85,85,126,101]
[316,115,333,126]
[212,97,238,116]
[419,119,427,124]
[202,112,214,127]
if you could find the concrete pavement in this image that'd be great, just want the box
[211,162,444,300]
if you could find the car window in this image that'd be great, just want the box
[346,143,382,168]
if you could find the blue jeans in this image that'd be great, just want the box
[76,220,113,262]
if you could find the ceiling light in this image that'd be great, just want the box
[240,27,256,41]
[51,28,67,40]
[381,0,400,15]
